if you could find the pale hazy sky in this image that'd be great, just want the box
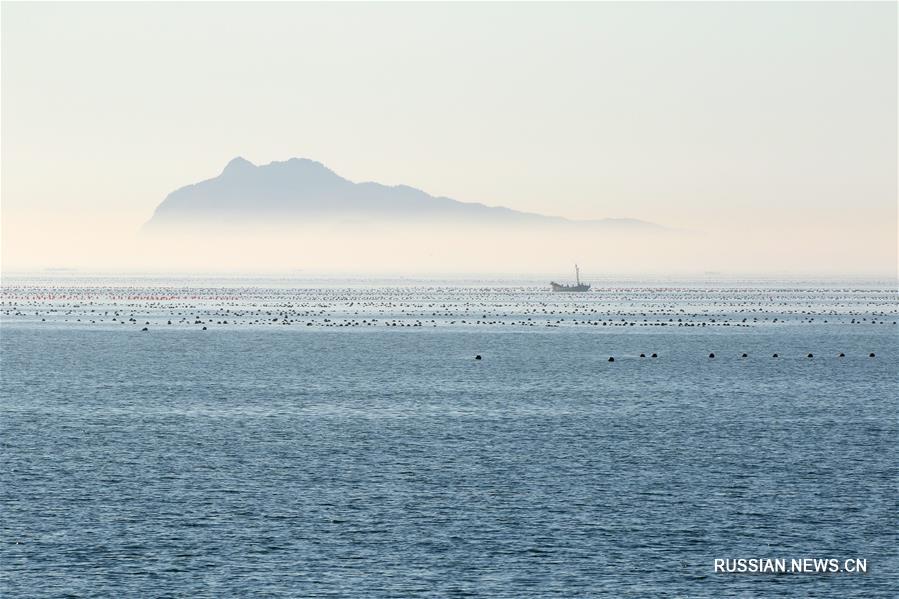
[1,2,896,274]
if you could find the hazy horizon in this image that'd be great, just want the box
[2,2,896,277]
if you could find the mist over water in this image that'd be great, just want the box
[8,220,892,278]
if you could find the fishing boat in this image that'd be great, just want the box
[550,264,591,292]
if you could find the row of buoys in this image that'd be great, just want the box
[710,352,877,359]
[629,351,878,361]
[477,352,879,361]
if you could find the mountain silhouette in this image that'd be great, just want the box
[144,157,660,231]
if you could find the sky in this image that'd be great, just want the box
[1,2,896,276]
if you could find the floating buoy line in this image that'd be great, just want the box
[2,284,893,367]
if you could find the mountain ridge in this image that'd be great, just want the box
[144,157,661,231]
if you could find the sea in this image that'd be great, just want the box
[1,274,897,597]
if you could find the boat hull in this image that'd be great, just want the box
[550,282,591,292]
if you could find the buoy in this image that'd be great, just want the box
[202,326,207,330]
[869,352,875,358]
[141,327,148,332]
[475,355,482,360]
[640,353,646,358]
[807,353,813,358]
[608,357,615,362]
[772,353,779,358]
[709,352,715,358]
[741,353,748,358]
[838,353,845,358]
[651,353,657,358]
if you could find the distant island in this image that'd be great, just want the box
[143,157,661,232]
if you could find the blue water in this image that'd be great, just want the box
[1,281,897,596]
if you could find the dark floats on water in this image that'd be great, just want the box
[550,264,591,292]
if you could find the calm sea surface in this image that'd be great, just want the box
[2,277,897,597]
